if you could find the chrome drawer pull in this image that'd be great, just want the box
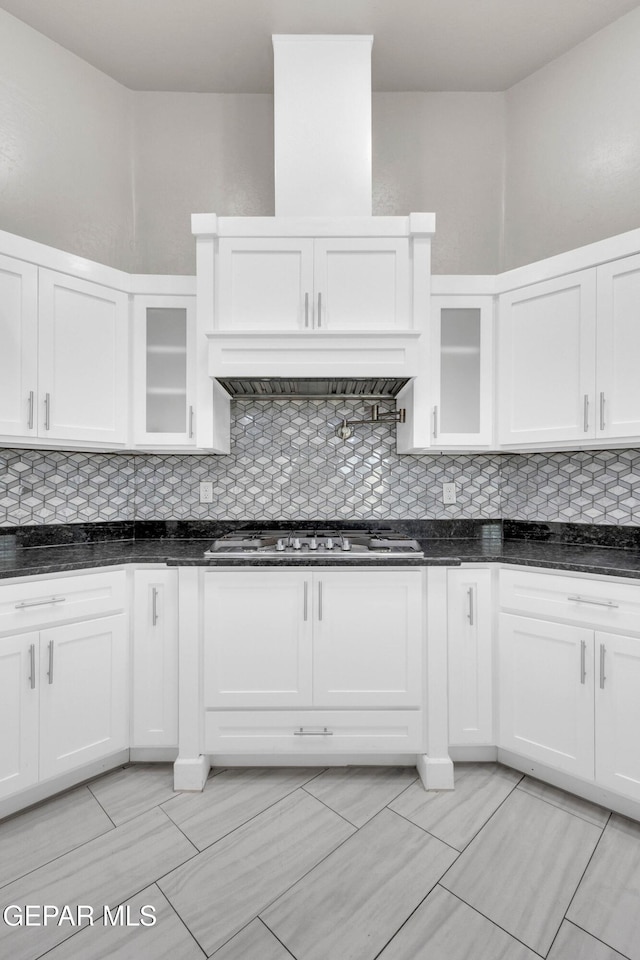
[599,643,606,689]
[432,405,438,439]
[15,596,66,610]
[583,394,589,432]
[317,292,322,328]
[44,393,51,431]
[293,727,333,736]
[47,640,54,685]
[567,595,619,609]
[29,643,36,690]
[28,390,35,430]
[303,581,308,621]
[152,587,159,626]
[318,580,323,621]
[467,587,474,625]
[189,405,194,439]
[600,392,606,432]
[304,292,309,328]
[580,639,586,685]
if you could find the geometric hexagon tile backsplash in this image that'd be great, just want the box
[1,399,639,525]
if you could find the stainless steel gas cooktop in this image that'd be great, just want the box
[204,529,424,559]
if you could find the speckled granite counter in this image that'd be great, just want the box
[1,520,640,580]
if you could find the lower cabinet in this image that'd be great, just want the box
[132,570,178,747]
[202,568,425,753]
[0,615,129,799]
[595,630,640,799]
[447,568,493,746]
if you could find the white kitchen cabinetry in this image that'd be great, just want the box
[0,254,38,439]
[595,254,640,440]
[0,632,40,799]
[133,296,197,447]
[217,236,410,331]
[594,630,640,800]
[132,570,178,748]
[447,568,493,746]
[202,568,424,752]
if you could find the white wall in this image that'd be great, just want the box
[0,9,134,271]
[504,5,640,269]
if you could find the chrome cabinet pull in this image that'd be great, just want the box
[600,392,606,432]
[433,405,438,439]
[44,393,51,430]
[152,587,159,626]
[599,643,606,689]
[467,587,474,625]
[583,394,589,432]
[318,581,323,621]
[294,727,333,736]
[15,595,66,610]
[29,643,36,690]
[567,594,619,609]
[303,581,308,621]
[580,639,586,685]
[47,640,54,685]
[304,292,309,328]
[189,405,194,439]
[317,292,322,328]
[28,390,35,430]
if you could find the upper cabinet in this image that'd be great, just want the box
[0,254,38,439]
[596,253,640,441]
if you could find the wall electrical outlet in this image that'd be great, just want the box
[199,481,214,504]
[442,482,457,504]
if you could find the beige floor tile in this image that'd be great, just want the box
[377,885,538,960]
[35,885,205,960]
[0,786,113,887]
[441,789,602,955]
[303,765,417,826]
[262,808,457,960]
[159,789,353,956]
[517,776,610,827]
[0,807,196,960]
[211,919,293,960]
[389,762,521,850]
[568,814,640,960]
[548,921,627,960]
[162,766,325,849]
[88,763,178,825]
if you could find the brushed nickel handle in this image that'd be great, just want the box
[580,639,586,685]
[433,405,438,439]
[15,595,66,609]
[28,390,35,430]
[303,581,308,621]
[47,640,54,685]
[44,393,51,431]
[317,292,322,328]
[304,292,309,328]
[600,392,606,432]
[152,587,159,626]
[567,594,619,609]
[583,394,589,432]
[293,727,333,736]
[29,643,36,690]
[599,643,606,689]
[467,587,474,625]
[189,405,194,439]
[318,580,323,621]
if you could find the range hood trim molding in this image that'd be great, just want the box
[191,213,436,239]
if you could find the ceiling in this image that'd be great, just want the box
[1,0,639,93]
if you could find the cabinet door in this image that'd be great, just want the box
[203,571,313,707]
[595,631,640,801]
[313,238,410,330]
[313,571,423,708]
[596,255,640,440]
[217,238,314,331]
[38,269,128,444]
[498,271,596,445]
[132,571,178,747]
[0,632,39,799]
[498,613,594,779]
[0,254,38,439]
[430,296,493,446]
[133,296,197,446]
[39,615,129,780]
[448,569,493,745]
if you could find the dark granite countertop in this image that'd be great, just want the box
[1,526,640,580]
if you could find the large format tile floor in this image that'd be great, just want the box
[1,762,639,959]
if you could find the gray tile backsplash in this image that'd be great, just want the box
[1,400,639,526]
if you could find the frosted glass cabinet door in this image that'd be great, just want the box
[133,295,197,446]
[38,270,129,445]
[596,254,640,441]
[0,254,38,439]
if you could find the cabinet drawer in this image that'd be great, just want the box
[0,571,127,635]
[500,569,640,633]
[205,710,424,754]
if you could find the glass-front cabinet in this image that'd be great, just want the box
[133,295,197,447]
[429,295,494,447]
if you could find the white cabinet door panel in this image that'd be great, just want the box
[448,569,493,745]
[203,571,313,708]
[38,269,128,444]
[498,613,594,779]
[132,571,178,748]
[596,255,640,440]
[312,571,423,708]
[0,255,38,438]
[595,631,640,801]
[0,632,39,799]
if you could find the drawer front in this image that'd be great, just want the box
[500,569,640,633]
[205,710,424,754]
[0,571,127,635]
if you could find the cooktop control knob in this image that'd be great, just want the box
[325,537,334,550]
[276,538,287,551]
[341,537,351,551]
[309,537,318,550]
[292,537,302,550]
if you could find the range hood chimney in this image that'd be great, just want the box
[273,35,373,216]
